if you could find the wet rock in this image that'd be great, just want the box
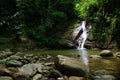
[100,50,113,57]
[8,67,18,73]
[101,75,116,80]
[93,75,116,80]
[19,63,43,76]
[13,72,30,80]
[57,76,68,80]
[94,70,109,76]
[48,69,62,78]
[46,55,52,59]
[40,77,48,80]
[89,55,101,59]
[44,62,54,66]
[37,67,43,73]
[69,76,85,80]
[15,52,24,57]
[114,52,120,58]
[19,59,29,64]
[9,55,22,60]
[0,66,6,75]
[32,74,42,80]
[0,60,6,66]
[0,76,13,80]
[6,60,23,67]
[55,55,87,77]
[92,70,110,80]
[4,49,11,52]
[0,51,13,59]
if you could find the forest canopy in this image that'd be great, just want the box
[0,0,120,49]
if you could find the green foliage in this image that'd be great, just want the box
[16,0,77,47]
[75,0,120,49]
[2,0,120,49]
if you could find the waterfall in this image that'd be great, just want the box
[75,21,89,79]
[76,21,89,65]
[77,21,88,49]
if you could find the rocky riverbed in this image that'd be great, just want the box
[0,49,120,80]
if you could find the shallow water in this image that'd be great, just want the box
[23,49,101,56]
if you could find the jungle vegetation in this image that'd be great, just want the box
[0,0,120,49]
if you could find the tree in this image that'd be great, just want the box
[17,0,77,48]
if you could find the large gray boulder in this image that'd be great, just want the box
[55,55,87,77]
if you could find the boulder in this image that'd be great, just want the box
[100,50,113,57]
[9,55,22,60]
[101,75,116,80]
[19,63,43,76]
[55,55,87,77]
[6,60,23,67]
[13,72,30,80]
[0,67,30,80]
[0,76,13,80]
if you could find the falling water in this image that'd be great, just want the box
[76,21,89,79]
[76,21,89,65]
[77,21,88,49]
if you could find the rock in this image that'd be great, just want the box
[9,55,22,60]
[0,60,6,66]
[44,62,54,66]
[93,75,116,80]
[55,55,87,77]
[19,63,43,76]
[101,75,116,80]
[40,77,48,80]
[19,59,29,64]
[13,72,30,80]
[4,48,11,52]
[100,50,113,57]
[57,77,64,80]
[92,70,110,80]
[94,70,109,76]
[32,74,42,80]
[8,67,18,73]
[48,69,62,78]
[0,66,7,75]
[0,67,30,80]
[114,52,120,58]
[69,76,85,80]
[46,55,52,60]
[0,76,13,80]
[2,50,13,55]
[6,60,23,67]
[89,55,101,59]
[37,67,43,73]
